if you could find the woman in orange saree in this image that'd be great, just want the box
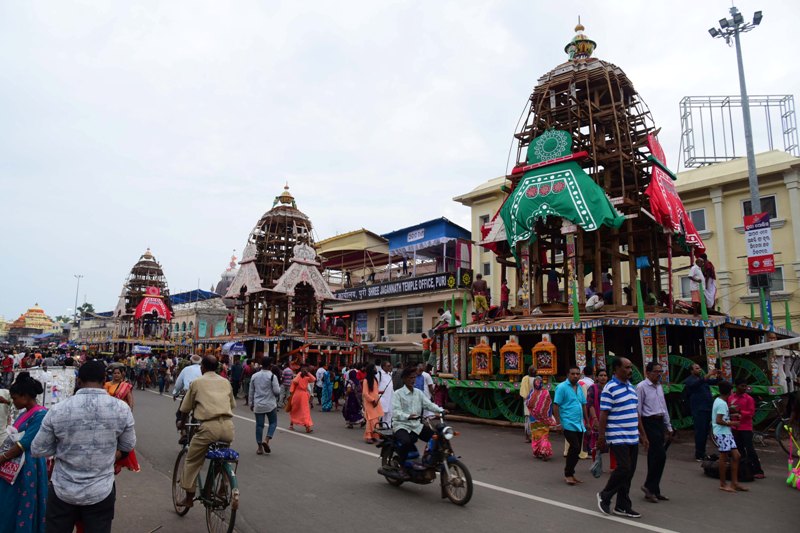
[361,364,384,444]
[290,365,316,433]
[104,367,141,473]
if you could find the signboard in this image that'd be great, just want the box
[132,345,152,355]
[334,272,458,302]
[355,312,368,334]
[744,212,775,274]
[407,228,425,242]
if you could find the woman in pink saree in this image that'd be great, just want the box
[526,376,555,460]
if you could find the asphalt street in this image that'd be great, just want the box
[112,389,797,533]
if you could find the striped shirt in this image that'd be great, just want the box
[600,376,639,445]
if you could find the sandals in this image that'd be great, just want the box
[306,427,314,433]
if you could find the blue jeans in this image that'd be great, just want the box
[255,409,278,443]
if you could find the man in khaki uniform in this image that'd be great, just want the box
[177,355,236,507]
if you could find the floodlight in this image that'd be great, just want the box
[733,12,744,25]
[719,18,730,28]
[708,28,719,37]
[753,11,763,25]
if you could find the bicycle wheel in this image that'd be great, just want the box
[442,459,473,506]
[776,418,800,460]
[172,449,190,516]
[205,462,238,533]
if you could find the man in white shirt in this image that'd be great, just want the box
[377,360,394,426]
[415,363,436,417]
[315,364,327,407]
[172,354,203,397]
[586,293,604,312]
[688,257,706,316]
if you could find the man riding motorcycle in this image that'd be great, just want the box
[391,366,445,477]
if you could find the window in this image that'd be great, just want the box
[406,306,423,334]
[378,311,385,339]
[749,266,784,293]
[386,308,403,335]
[688,209,706,232]
[482,262,491,276]
[743,195,778,219]
[680,276,692,298]
[479,214,490,227]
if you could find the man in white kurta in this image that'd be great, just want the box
[377,360,394,426]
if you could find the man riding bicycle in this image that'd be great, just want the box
[176,355,236,508]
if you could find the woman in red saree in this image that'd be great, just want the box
[526,376,555,460]
[290,365,316,433]
[104,367,140,473]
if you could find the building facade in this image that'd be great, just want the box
[673,150,800,323]
[319,219,473,362]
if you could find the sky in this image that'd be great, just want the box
[1,0,798,320]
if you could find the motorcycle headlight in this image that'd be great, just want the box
[442,426,455,440]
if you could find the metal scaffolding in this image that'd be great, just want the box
[679,94,798,168]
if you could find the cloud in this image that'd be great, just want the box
[1,0,798,318]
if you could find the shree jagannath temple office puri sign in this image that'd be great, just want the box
[334,271,467,302]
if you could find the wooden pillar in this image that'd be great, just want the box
[593,327,606,370]
[627,220,637,308]
[718,327,732,380]
[576,230,585,305]
[611,232,622,306]
[640,325,654,372]
[532,241,543,307]
[594,231,602,289]
[704,327,718,372]
[575,329,587,371]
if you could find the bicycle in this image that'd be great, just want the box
[754,397,800,459]
[172,421,240,533]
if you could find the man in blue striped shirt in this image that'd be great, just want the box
[596,357,648,519]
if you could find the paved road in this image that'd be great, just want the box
[113,389,796,533]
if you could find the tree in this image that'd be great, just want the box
[54,315,72,323]
[78,302,95,317]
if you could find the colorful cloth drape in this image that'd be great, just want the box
[501,130,624,261]
[0,407,48,533]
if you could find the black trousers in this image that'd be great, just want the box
[46,483,115,533]
[563,430,583,477]
[642,418,667,496]
[231,379,241,398]
[733,429,764,475]
[600,444,638,512]
[395,426,433,464]
[692,409,711,459]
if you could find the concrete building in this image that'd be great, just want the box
[673,150,800,323]
[71,312,115,345]
[318,219,473,361]
[169,289,230,344]
[453,177,517,308]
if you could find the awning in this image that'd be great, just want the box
[222,341,246,356]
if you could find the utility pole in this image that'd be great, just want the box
[709,6,771,325]
[73,274,83,338]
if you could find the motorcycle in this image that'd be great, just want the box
[376,414,473,506]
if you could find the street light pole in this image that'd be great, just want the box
[709,6,771,325]
[73,274,83,328]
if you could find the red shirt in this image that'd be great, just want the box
[1,357,13,373]
[728,392,755,431]
[422,338,433,351]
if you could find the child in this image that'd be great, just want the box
[712,381,748,493]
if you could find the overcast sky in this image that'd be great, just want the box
[1,0,798,320]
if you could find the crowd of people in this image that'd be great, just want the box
[2,344,792,527]
[517,357,772,519]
